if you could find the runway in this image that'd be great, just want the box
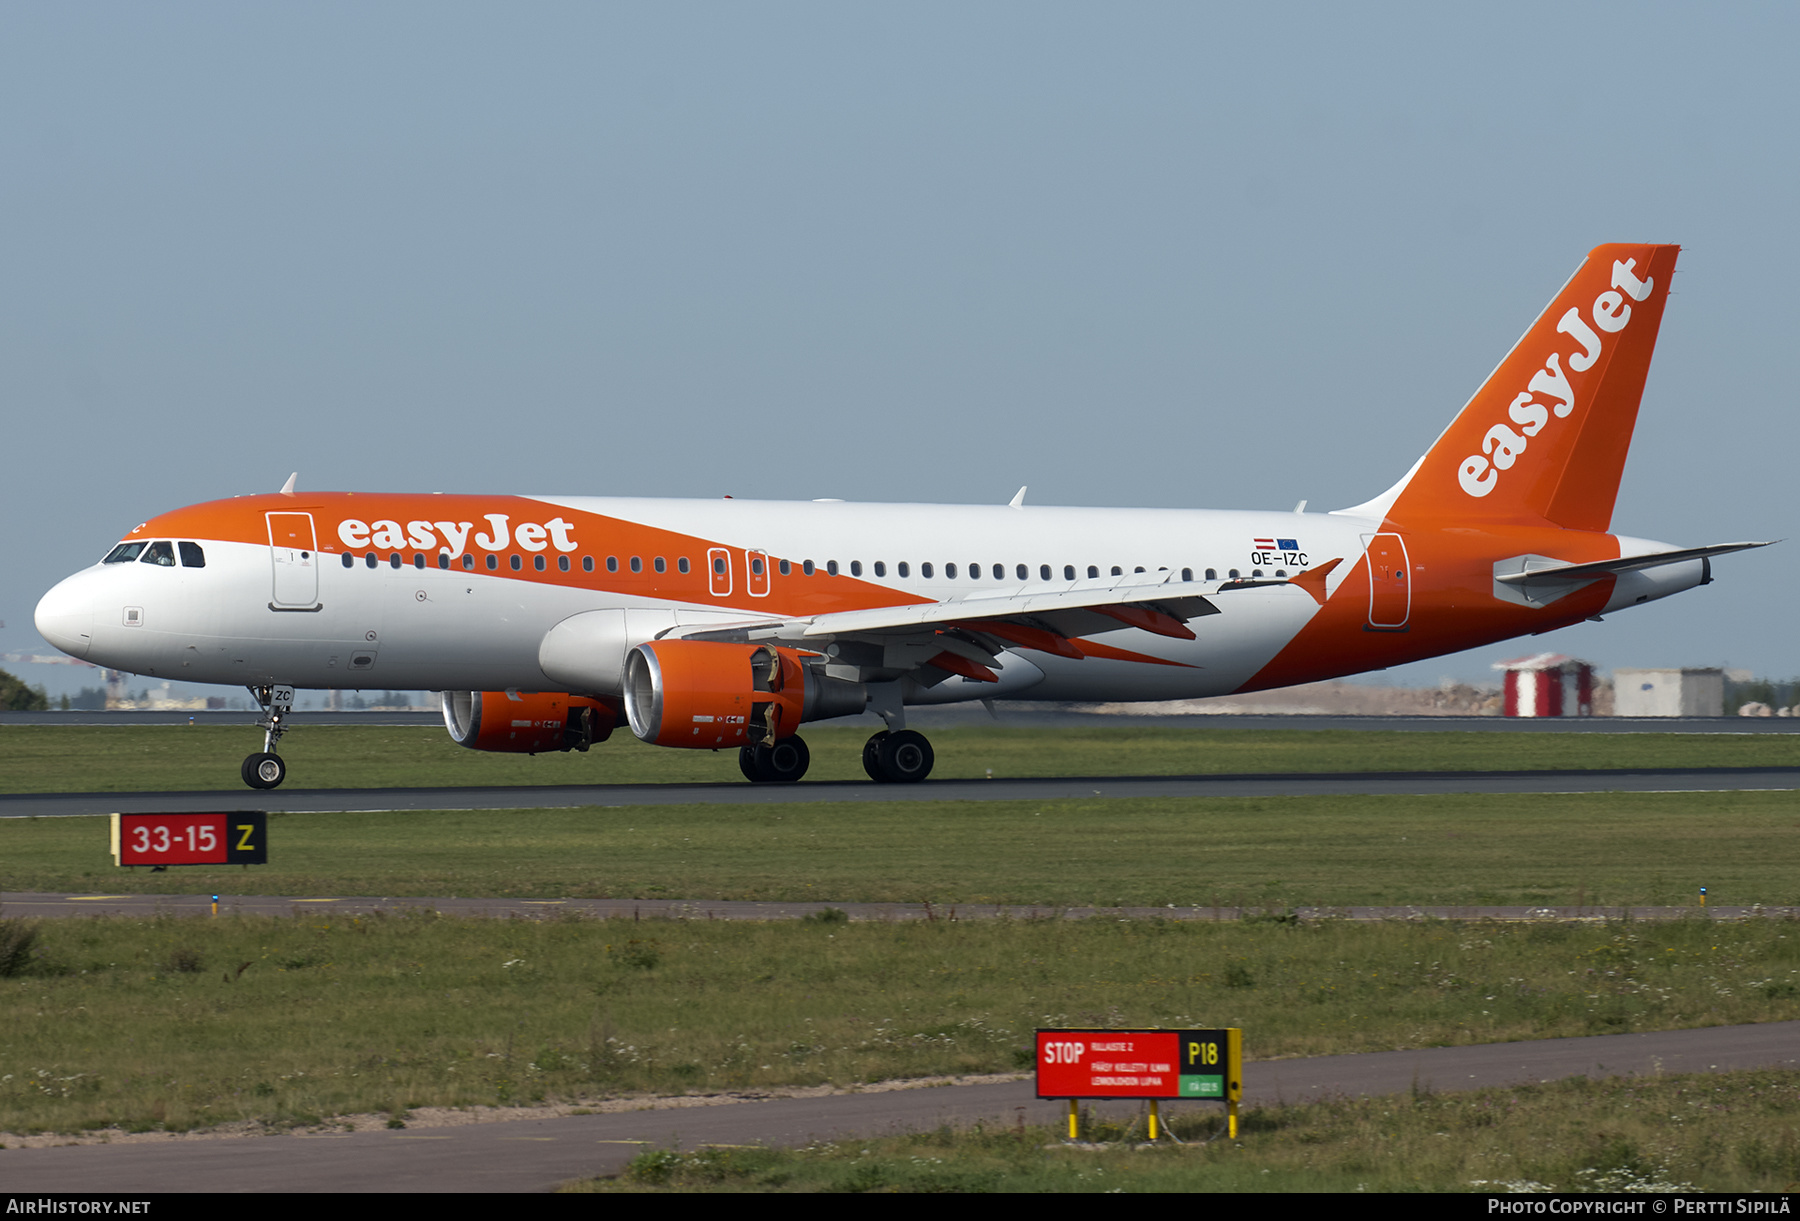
[4,765,1798,818]
[6,708,1800,732]
[3,1022,1795,1192]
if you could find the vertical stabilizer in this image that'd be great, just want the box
[1376,243,1680,532]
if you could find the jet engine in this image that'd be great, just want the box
[622,640,866,749]
[441,690,618,753]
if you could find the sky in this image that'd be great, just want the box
[3,3,1795,699]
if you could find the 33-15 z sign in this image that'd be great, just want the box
[111,812,267,867]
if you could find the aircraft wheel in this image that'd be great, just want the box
[242,752,286,790]
[861,731,889,781]
[760,736,810,783]
[738,745,765,782]
[876,730,933,783]
[739,737,810,783]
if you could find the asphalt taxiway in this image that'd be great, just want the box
[3,1022,1795,1192]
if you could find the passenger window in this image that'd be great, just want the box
[630,556,641,573]
[439,554,451,570]
[677,557,689,574]
[1181,568,1193,581]
[874,561,886,577]
[558,555,570,572]
[486,555,498,571]
[1229,568,1240,579]
[1134,566,1145,573]
[534,555,547,571]
[778,559,791,576]
[654,556,666,574]
[366,552,378,569]
[462,554,475,570]
[898,562,910,577]
[511,555,524,571]
[141,541,177,566]
[609,556,621,573]
[826,560,839,576]
[1038,564,1049,581]
[850,560,862,577]
[179,542,206,568]
[1064,565,1075,580]
[1205,568,1217,581]
[583,556,594,572]
[104,542,147,564]
[414,554,425,569]
[390,553,402,568]
[921,562,933,578]
[945,563,957,579]
[1252,569,1263,577]
[1016,564,1027,581]
[1110,566,1122,576]
[1087,565,1099,579]
[711,556,725,575]
[342,553,355,569]
[751,557,765,576]
[802,560,816,576]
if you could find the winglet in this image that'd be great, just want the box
[279,473,298,496]
[1008,486,1027,509]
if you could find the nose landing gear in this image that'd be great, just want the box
[242,684,294,790]
[242,752,286,789]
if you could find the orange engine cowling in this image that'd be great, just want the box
[622,640,866,749]
[441,691,618,753]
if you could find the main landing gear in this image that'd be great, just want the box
[735,729,935,783]
[739,736,812,783]
[861,729,934,783]
[242,683,294,790]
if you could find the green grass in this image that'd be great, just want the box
[3,913,1797,1136]
[5,791,1800,909]
[3,724,1799,793]
[570,1070,1800,1192]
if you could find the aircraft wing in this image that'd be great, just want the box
[659,563,1340,685]
[1494,541,1774,586]
[671,572,1217,645]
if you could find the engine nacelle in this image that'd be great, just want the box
[441,690,618,753]
[622,640,866,749]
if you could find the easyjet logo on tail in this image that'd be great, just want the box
[337,513,578,557]
[1457,259,1656,498]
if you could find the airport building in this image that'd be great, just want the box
[1612,667,1726,717]
[1495,653,1596,718]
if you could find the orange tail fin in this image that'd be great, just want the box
[1354,243,1680,532]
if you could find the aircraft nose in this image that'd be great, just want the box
[35,574,95,660]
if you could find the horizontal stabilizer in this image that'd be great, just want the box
[1494,541,1774,586]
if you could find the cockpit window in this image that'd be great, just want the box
[104,542,146,564]
[140,541,177,567]
[179,541,205,568]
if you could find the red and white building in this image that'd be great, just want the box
[1494,653,1595,718]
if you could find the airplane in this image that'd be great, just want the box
[34,242,1769,790]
